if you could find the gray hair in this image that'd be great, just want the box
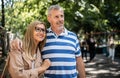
[47,4,64,16]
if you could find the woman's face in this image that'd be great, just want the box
[33,24,46,44]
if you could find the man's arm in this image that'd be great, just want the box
[10,38,22,51]
[76,56,86,78]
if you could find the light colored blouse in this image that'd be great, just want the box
[8,49,43,78]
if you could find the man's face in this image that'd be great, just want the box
[47,9,64,31]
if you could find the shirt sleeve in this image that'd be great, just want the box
[75,36,81,57]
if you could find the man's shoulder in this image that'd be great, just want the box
[67,30,77,36]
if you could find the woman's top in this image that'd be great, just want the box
[108,38,115,49]
[8,48,43,78]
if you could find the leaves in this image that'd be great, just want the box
[1,0,120,37]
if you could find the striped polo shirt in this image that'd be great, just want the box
[42,27,81,78]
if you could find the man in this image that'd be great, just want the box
[87,34,96,62]
[10,4,86,78]
[42,5,86,78]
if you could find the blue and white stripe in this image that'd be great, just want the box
[42,27,81,78]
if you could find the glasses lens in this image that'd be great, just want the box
[35,27,45,33]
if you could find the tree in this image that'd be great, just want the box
[2,0,120,37]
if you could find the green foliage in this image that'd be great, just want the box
[1,0,120,37]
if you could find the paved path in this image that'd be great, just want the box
[84,54,120,78]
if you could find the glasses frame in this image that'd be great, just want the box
[35,27,46,33]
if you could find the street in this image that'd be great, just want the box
[85,54,120,78]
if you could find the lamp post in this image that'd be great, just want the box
[1,0,6,57]
[1,0,5,27]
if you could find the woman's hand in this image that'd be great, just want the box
[38,59,51,74]
[42,59,51,70]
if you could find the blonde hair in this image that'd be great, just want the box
[22,20,46,60]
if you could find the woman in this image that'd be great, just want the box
[107,35,115,63]
[8,20,51,78]
[81,38,89,61]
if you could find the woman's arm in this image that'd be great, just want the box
[8,51,51,78]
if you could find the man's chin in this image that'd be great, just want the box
[57,27,64,31]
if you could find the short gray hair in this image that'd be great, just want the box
[47,4,64,16]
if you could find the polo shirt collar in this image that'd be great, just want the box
[47,27,68,36]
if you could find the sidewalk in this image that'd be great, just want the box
[85,54,120,78]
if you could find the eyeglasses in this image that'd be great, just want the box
[35,27,46,33]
